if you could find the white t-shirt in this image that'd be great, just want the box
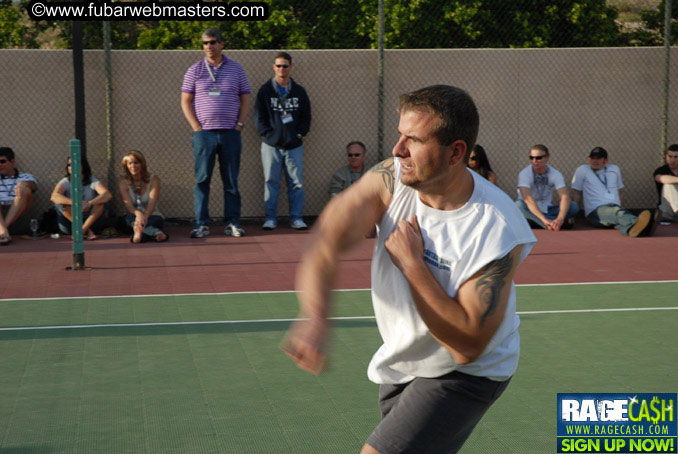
[571,164,623,216]
[368,159,537,384]
[516,165,566,213]
[56,177,101,207]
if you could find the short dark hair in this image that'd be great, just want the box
[530,144,549,155]
[202,28,223,42]
[346,141,366,154]
[667,144,678,153]
[0,147,15,161]
[275,52,292,64]
[398,85,479,150]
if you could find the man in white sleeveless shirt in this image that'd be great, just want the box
[283,85,536,453]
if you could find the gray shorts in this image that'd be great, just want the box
[366,370,510,454]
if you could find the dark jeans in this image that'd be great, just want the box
[192,129,242,228]
[56,208,105,235]
[516,199,578,229]
[124,214,164,240]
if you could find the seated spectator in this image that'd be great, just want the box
[51,155,112,240]
[118,150,167,243]
[653,144,678,222]
[0,147,37,245]
[328,141,367,197]
[571,147,659,237]
[467,144,497,184]
[515,144,578,230]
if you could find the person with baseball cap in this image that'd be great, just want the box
[571,147,659,237]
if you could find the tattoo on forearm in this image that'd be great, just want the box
[476,252,514,325]
[369,159,394,194]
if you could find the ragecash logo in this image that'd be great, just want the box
[557,393,677,453]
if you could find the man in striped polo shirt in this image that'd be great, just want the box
[0,147,37,245]
[181,28,251,238]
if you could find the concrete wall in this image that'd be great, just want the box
[1,47,676,221]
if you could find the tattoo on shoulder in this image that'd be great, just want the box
[475,252,514,326]
[369,159,394,194]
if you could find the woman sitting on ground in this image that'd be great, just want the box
[118,150,167,243]
[467,144,498,184]
[51,156,112,240]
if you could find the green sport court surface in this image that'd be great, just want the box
[1,281,676,454]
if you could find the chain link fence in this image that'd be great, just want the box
[0,0,675,224]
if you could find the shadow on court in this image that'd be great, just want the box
[0,447,57,453]
[0,318,377,341]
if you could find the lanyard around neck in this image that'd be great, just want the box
[205,58,222,83]
[594,167,611,193]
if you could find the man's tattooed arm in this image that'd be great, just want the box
[369,159,395,194]
[475,251,516,326]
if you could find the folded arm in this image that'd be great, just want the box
[655,174,678,184]
[385,214,523,365]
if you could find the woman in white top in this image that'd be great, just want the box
[118,150,167,243]
[50,156,112,240]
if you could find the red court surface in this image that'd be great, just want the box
[1,222,676,300]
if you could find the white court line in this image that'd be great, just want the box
[1,307,677,332]
[1,280,677,303]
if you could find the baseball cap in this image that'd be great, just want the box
[589,147,608,159]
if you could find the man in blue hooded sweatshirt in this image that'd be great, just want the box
[255,52,312,230]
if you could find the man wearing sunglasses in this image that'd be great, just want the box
[328,141,367,198]
[181,28,251,239]
[515,144,578,230]
[571,147,659,237]
[0,147,37,245]
[255,52,312,231]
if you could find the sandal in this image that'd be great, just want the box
[0,235,11,246]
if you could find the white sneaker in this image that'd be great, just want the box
[189,226,210,238]
[262,220,277,230]
[290,219,308,230]
[224,222,245,237]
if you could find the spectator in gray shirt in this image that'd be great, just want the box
[329,141,367,198]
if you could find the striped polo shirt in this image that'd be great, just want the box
[0,171,37,206]
[181,55,251,130]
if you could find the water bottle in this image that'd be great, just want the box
[29,218,39,239]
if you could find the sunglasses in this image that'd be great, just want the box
[469,156,478,161]
[275,64,289,69]
[348,153,362,157]
[202,40,218,45]
[529,155,546,161]
[0,159,8,164]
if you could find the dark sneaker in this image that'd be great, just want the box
[190,226,210,238]
[641,209,662,237]
[629,210,651,238]
[224,222,245,237]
